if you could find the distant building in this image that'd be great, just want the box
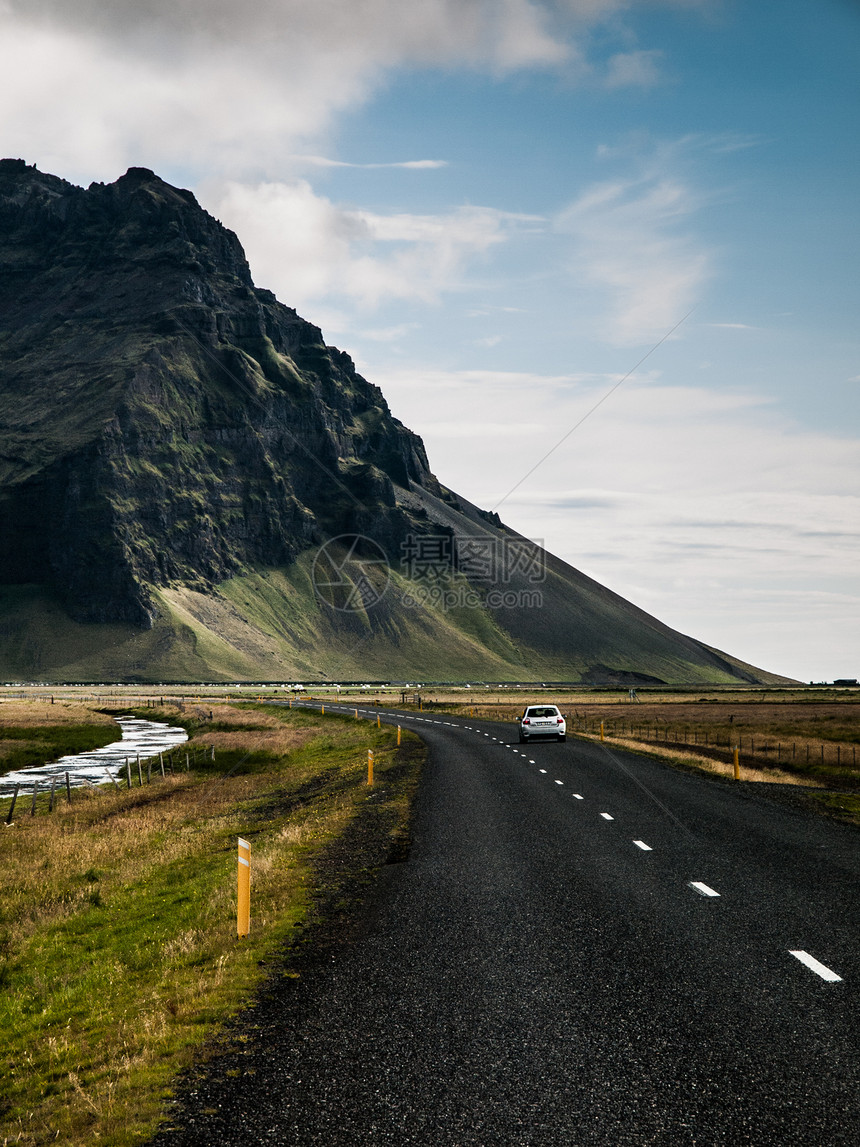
[833,678,858,686]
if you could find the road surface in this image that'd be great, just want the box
[153,705,859,1145]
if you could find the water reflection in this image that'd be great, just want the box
[0,717,189,798]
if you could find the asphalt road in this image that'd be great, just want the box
[155,706,860,1145]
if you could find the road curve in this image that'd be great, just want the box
[153,705,860,1145]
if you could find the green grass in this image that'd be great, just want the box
[0,704,422,1146]
[0,535,789,684]
[808,792,860,826]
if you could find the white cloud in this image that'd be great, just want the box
[0,1,699,183]
[554,153,711,345]
[360,324,422,343]
[203,179,544,310]
[294,156,449,170]
[0,0,573,182]
[604,49,665,89]
[369,364,860,679]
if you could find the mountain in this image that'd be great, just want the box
[0,159,791,685]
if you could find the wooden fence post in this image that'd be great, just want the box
[5,784,19,824]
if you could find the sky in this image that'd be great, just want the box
[1,0,858,682]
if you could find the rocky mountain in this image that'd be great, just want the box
[0,159,790,684]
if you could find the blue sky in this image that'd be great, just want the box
[1,0,858,680]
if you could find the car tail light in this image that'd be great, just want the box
[557,716,564,723]
[523,718,530,724]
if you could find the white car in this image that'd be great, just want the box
[518,705,566,743]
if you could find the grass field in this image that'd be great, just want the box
[0,701,422,1146]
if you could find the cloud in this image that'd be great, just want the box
[0,2,701,183]
[0,0,572,182]
[360,324,422,343]
[604,49,665,88]
[294,156,448,170]
[554,150,711,344]
[203,178,544,310]
[7,0,568,67]
[368,364,859,678]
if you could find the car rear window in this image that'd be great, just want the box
[526,707,558,718]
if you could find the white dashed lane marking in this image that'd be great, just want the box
[789,951,842,982]
[322,709,847,989]
[689,882,720,898]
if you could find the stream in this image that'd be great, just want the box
[0,717,189,799]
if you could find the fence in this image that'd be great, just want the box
[575,719,858,771]
[3,743,215,823]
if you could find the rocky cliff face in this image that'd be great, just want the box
[0,160,791,685]
[0,160,439,626]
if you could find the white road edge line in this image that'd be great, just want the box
[599,812,614,821]
[573,794,584,800]
[689,881,720,898]
[633,840,652,851]
[789,950,843,982]
[555,780,563,785]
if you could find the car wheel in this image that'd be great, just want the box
[519,734,527,743]
[557,734,566,742]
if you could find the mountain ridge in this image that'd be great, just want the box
[0,160,793,685]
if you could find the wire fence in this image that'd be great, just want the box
[574,719,858,772]
[3,743,214,823]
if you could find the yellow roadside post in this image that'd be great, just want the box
[367,749,374,785]
[237,837,251,938]
[733,746,740,781]
[600,721,605,742]
[355,708,359,718]
[321,704,325,714]
[397,725,401,746]
[377,714,381,728]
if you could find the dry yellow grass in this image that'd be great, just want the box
[0,699,116,726]
[598,735,822,787]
